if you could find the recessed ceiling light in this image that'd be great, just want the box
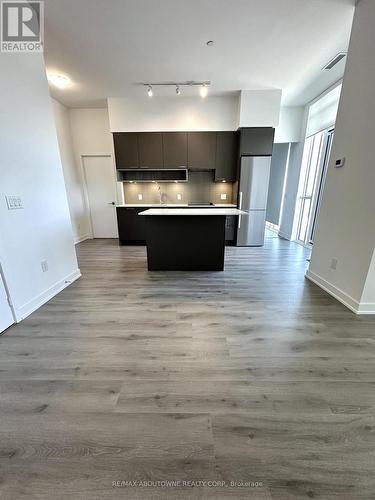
[200,84,208,98]
[206,40,214,46]
[47,73,71,89]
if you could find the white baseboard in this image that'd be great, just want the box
[278,231,291,241]
[15,269,81,322]
[305,270,375,315]
[74,234,91,244]
[356,302,375,315]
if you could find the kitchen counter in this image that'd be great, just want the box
[139,208,244,216]
[140,208,244,271]
[117,204,237,208]
[116,205,240,246]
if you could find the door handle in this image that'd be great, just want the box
[108,202,115,205]
[238,191,243,229]
[239,191,243,210]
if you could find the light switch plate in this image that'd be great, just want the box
[220,193,227,200]
[6,195,24,210]
[176,193,182,201]
[137,194,143,201]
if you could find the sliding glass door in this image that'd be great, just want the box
[295,128,334,246]
[309,130,334,244]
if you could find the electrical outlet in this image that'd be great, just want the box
[220,193,227,200]
[330,258,338,270]
[41,260,49,273]
[176,193,182,201]
[335,158,346,168]
[138,194,143,201]
[6,195,24,210]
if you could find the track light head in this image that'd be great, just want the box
[147,85,153,97]
[200,84,208,98]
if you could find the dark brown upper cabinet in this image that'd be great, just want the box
[239,127,275,156]
[138,132,163,168]
[214,132,238,182]
[187,132,217,169]
[163,132,188,168]
[113,133,139,169]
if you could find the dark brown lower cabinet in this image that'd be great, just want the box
[117,207,149,244]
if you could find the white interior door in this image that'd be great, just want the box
[0,272,14,333]
[83,156,118,238]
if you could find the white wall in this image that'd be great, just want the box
[108,96,239,132]
[108,91,283,132]
[52,99,88,243]
[67,107,120,233]
[69,108,113,153]
[307,0,375,314]
[361,250,375,307]
[274,107,305,143]
[0,53,80,321]
[238,90,282,128]
[266,143,290,225]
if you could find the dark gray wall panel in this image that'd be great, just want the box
[266,143,289,225]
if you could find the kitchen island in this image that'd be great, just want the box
[139,208,245,271]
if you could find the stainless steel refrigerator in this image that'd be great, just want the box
[236,156,271,246]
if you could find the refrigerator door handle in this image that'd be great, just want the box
[238,192,243,229]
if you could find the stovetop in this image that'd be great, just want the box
[188,202,215,206]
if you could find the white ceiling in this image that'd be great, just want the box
[44,0,355,108]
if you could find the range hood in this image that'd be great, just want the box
[117,169,188,183]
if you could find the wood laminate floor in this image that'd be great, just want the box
[1,236,375,499]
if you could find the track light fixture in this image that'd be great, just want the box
[142,81,210,97]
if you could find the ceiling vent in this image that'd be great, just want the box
[323,53,347,70]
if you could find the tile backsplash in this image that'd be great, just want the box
[122,170,234,205]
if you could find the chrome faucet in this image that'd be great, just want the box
[156,183,165,205]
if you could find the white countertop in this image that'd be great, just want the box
[139,208,246,216]
[117,204,237,208]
